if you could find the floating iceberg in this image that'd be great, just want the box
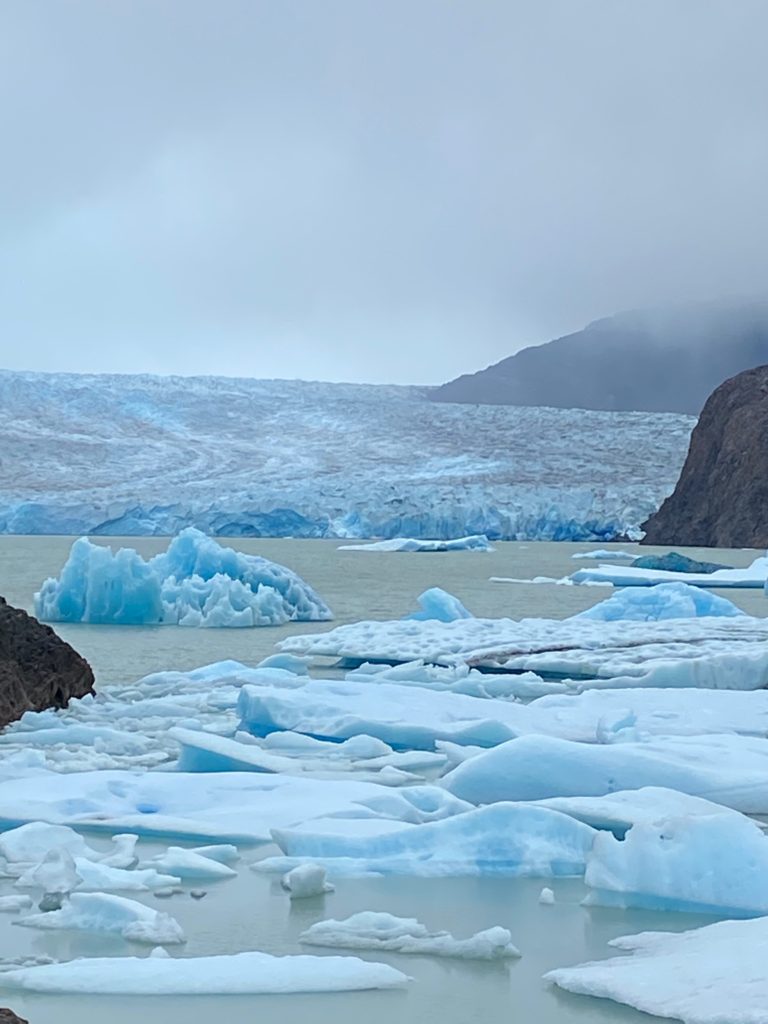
[545,916,768,1024]
[143,847,237,881]
[281,863,335,898]
[338,535,493,552]
[266,803,596,877]
[538,888,555,905]
[571,549,635,560]
[0,822,95,864]
[17,892,186,945]
[14,857,180,893]
[300,912,519,959]
[570,553,768,588]
[0,949,408,994]
[572,582,745,621]
[583,813,768,916]
[34,528,332,627]
[442,734,768,812]
[404,587,473,622]
[630,552,733,573]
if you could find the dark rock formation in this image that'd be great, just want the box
[0,596,95,728]
[641,364,768,547]
[431,301,768,414]
[0,1010,29,1024]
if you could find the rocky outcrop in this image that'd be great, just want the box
[431,301,768,414]
[641,365,768,547]
[0,1010,29,1024]
[0,596,95,728]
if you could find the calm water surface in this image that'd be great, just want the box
[0,536,763,1022]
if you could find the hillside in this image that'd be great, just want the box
[431,302,768,414]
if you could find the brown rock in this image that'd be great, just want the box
[641,364,768,547]
[0,1010,29,1024]
[0,596,95,728]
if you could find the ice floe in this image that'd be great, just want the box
[338,535,493,552]
[264,803,596,877]
[300,911,520,959]
[545,916,768,1023]
[17,892,186,944]
[442,734,768,812]
[582,813,768,915]
[0,949,409,994]
[34,528,332,627]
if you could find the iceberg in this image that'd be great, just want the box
[0,949,408,994]
[0,372,693,542]
[14,857,180,893]
[572,582,745,621]
[538,887,555,905]
[266,803,596,877]
[582,813,768,916]
[545,916,768,1024]
[0,896,32,913]
[143,847,237,881]
[571,549,635,560]
[404,587,473,622]
[17,892,186,945]
[630,552,733,573]
[34,528,332,627]
[281,863,335,898]
[300,912,520,959]
[338,535,493,552]
[442,733,768,812]
[570,553,768,588]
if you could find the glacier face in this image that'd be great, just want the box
[0,370,694,539]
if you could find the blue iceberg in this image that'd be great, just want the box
[573,582,745,622]
[404,588,473,622]
[34,528,332,627]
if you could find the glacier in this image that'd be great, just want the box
[34,528,332,626]
[0,370,693,539]
[545,917,768,1024]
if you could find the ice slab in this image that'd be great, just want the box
[0,949,408,994]
[570,553,768,589]
[282,616,768,690]
[442,733,768,812]
[545,916,768,1023]
[0,770,463,843]
[338,535,492,552]
[267,803,596,877]
[34,528,332,627]
[583,813,768,916]
[533,787,751,835]
[301,911,519,959]
[18,892,186,944]
[572,582,745,621]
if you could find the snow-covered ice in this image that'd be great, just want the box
[583,813,768,916]
[265,804,596,877]
[34,528,332,626]
[442,734,768,812]
[0,371,693,540]
[404,588,473,622]
[281,863,335,898]
[17,892,186,944]
[572,582,745,621]
[300,911,520,959]
[570,553,768,589]
[545,916,768,1023]
[0,949,409,994]
[339,535,492,552]
[346,660,564,699]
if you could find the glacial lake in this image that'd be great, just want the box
[0,536,764,1023]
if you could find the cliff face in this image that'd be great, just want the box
[431,302,768,414]
[0,596,95,728]
[641,365,768,547]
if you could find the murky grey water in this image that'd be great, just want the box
[0,536,763,1022]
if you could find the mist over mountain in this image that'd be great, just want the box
[431,301,768,414]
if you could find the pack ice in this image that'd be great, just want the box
[545,916,768,1024]
[34,528,332,626]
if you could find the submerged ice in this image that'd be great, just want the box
[34,528,332,627]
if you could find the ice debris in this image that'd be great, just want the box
[34,528,332,627]
[17,892,186,945]
[281,863,335,898]
[300,912,520,959]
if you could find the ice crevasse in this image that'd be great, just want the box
[33,528,332,627]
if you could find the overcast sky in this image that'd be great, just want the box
[0,0,766,385]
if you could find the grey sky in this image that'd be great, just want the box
[0,0,766,384]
